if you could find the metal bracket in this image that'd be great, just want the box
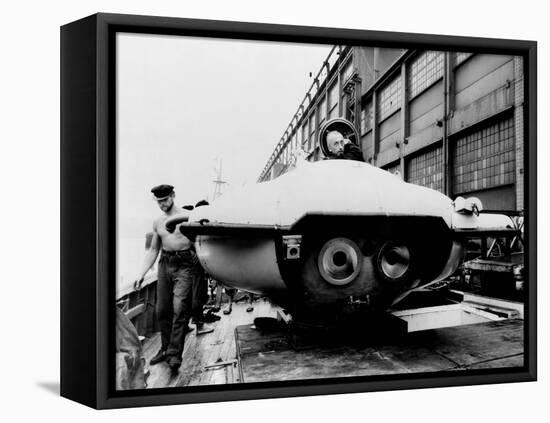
[282,235,302,260]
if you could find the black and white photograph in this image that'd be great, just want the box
[4,0,549,419]
[114,32,529,391]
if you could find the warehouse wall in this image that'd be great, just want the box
[365,50,521,211]
[513,56,525,211]
[448,54,517,210]
[260,48,524,213]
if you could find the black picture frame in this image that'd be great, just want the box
[60,12,537,409]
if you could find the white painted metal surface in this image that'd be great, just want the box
[190,159,512,232]
[451,212,515,230]
[195,236,287,294]
[392,303,503,332]
[190,160,455,227]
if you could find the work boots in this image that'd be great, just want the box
[167,355,182,374]
[149,349,166,365]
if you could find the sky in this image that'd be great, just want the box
[117,33,331,238]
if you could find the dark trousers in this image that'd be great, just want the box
[156,251,202,359]
[191,267,209,323]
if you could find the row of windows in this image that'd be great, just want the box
[268,113,513,191]
[408,51,444,99]
[401,118,515,194]
[453,118,515,194]
[355,50,475,139]
[378,76,402,121]
[263,50,478,180]
[268,112,516,197]
[359,51,448,134]
[406,147,444,192]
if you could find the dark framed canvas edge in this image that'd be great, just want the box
[61,14,99,408]
[60,12,537,409]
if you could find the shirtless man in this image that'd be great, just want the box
[134,184,204,373]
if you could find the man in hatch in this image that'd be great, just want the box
[325,130,365,162]
[134,184,212,374]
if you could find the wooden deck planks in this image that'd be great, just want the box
[142,299,273,388]
[199,303,235,386]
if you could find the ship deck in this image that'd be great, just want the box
[141,298,524,388]
[143,299,276,388]
[236,318,523,383]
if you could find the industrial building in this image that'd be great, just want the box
[258,46,524,212]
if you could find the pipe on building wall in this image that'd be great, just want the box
[337,45,343,117]
[371,90,378,163]
[443,52,451,196]
[374,48,380,82]
[399,61,408,178]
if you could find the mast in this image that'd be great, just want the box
[212,158,227,200]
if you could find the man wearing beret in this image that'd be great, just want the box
[134,184,205,373]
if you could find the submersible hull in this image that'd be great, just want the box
[180,160,514,310]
